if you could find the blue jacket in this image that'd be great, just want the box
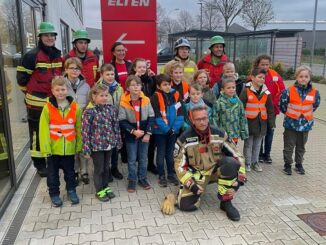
[150,88,184,135]
[279,81,320,132]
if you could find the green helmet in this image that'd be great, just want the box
[73,29,91,43]
[209,35,225,49]
[38,22,57,36]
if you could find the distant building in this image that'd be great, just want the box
[86,27,102,51]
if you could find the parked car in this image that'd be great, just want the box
[157,47,174,63]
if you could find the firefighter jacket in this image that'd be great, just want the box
[65,74,90,109]
[118,91,155,142]
[174,126,245,187]
[65,49,99,87]
[150,89,184,135]
[17,42,63,109]
[239,82,275,136]
[279,81,320,132]
[39,96,82,156]
[197,54,229,88]
[162,56,198,83]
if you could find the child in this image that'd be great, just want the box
[279,65,320,175]
[170,61,189,102]
[119,75,155,192]
[82,84,122,202]
[129,58,157,174]
[97,64,124,181]
[39,76,82,207]
[213,62,243,98]
[211,77,248,145]
[64,57,90,185]
[184,83,212,130]
[151,74,184,187]
[193,69,216,106]
[239,68,275,172]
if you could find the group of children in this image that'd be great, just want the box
[39,55,320,207]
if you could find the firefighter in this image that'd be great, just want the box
[65,29,99,87]
[17,21,63,177]
[161,105,246,221]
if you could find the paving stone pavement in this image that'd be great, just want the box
[2,82,326,245]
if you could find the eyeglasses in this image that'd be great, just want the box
[68,67,81,71]
[192,117,208,122]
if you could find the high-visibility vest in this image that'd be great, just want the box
[155,91,180,124]
[172,81,189,101]
[286,85,316,120]
[245,88,268,120]
[48,101,77,141]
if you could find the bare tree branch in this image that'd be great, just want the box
[177,10,195,32]
[197,0,223,31]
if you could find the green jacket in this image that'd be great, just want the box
[210,93,249,140]
[39,96,82,156]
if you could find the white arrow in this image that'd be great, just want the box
[116,33,145,45]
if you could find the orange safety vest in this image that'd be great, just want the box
[245,88,268,120]
[172,81,189,101]
[48,101,77,141]
[286,85,316,120]
[155,91,180,124]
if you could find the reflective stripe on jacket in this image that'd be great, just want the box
[48,101,77,141]
[155,91,180,124]
[245,88,268,120]
[286,85,316,120]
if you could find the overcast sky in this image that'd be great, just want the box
[84,0,326,29]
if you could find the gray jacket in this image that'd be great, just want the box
[65,75,90,109]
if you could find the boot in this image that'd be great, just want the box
[37,168,48,178]
[111,168,123,179]
[220,200,240,221]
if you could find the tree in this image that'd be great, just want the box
[177,10,195,32]
[241,0,274,31]
[197,0,223,31]
[207,0,247,32]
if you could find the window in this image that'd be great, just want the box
[70,0,83,21]
[60,21,70,56]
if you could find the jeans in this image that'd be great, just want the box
[260,122,274,158]
[47,155,76,197]
[91,150,112,192]
[244,135,263,165]
[154,134,176,177]
[126,139,149,181]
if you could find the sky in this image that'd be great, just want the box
[84,0,326,30]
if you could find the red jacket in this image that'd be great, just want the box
[197,54,229,88]
[264,69,285,115]
[66,49,99,87]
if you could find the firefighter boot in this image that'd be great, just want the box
[220,200,240,221]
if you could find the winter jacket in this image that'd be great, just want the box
[279,81,320,132]
[150,89,184,135]
[140,74,156,97]
[82,104,122,155]
[210,93,248,140]
[39,96,82,156]
[65,74,90,109]
[197,54,229,88]
[239,82,275,136]
[65,49,99,87]
[162,56,198,83]
[202,87,216,106]
[119,92,155,142]
[96,79,124,107]
[171,81,189,102]
[264,69,285,115]
[183,99,212,130]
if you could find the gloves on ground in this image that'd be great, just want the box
[161,193,176,215]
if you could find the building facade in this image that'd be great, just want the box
[0,0,84,217]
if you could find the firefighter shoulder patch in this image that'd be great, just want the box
[185,137,198,144]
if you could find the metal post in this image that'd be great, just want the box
[310,0,318,68]
[197,1,203,30]
[323,47,326,77]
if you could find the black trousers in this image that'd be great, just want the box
[91,150,112,192]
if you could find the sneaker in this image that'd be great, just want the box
[158,176,167,187]
[127,180,136,193]
[295,164,305,175]
[103,186,116,198]
[265,156,273,164]
[258,155,264,163]
[252,162,263,172]
[96,189,110,202]
[81,173,89,185]
[220,200,240,221]
[51,196,63,207]
[67,190,79,205]
[283,167,292,175]
[138,179,151,190]
[37,168,48,178]
[245,164,251,172]
[167,175,179,186]
[111,168,123,179]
